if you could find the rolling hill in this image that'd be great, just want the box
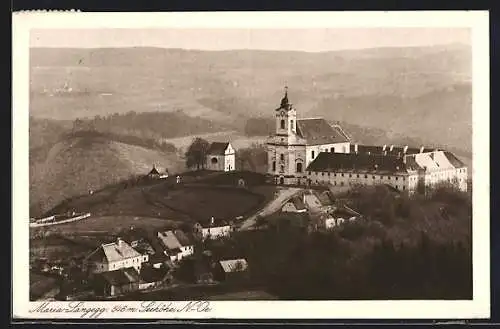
[29,133,184,217]
[29,45,472,153]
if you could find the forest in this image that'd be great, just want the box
[204,184,472,300]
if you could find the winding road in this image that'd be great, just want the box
[238,187,301,230]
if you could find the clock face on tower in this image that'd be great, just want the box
[280,111,285,116]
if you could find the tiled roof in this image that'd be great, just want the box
[157,231,182,251]
[100,267,140,286]
[207,142,230,155]
[148,166,160,175]
[306,152,408,174]
[290,196,306,210]
[86,239,141,264]
[219,259,249,273]
[173,230,191,247]
[313,190,334,207]
[296,119,350,145]
[443,151,466,168]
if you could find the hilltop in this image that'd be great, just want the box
[30,45,472,153]
[29,132,184,217]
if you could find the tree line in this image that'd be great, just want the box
[205,184,472,300]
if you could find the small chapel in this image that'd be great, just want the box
[266,87,352,185]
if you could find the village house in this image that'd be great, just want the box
[281,195,307,213]
[83,238,149,274]
[213,258,250,283]
[266,87,468,193]
[146,165,169,179]
[194,217,232,240]
[303,190,335,213]
[94,267,141,297]
[157,230,194,262]
[206,142,236,172]
[324,206,362,229]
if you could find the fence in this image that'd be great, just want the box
[30,213,91,228]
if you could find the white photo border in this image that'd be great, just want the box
[12,10,490,320]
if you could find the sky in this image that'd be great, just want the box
[30,28,470,52]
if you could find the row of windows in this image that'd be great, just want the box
[327,180,406,190]
[310,172,406,181]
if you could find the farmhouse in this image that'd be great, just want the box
[194,217,232,240]
[206,142,236,172]
[94,267,141,297]
[281,196,307,213]
[303,190,335,213]
[266,87,468,193]
[83,238,149,274]
[146,165,169,179]
[324,206,361,229]
[157,230,194,262]
[214,258,250,283]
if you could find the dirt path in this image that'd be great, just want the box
[238,187,301,230]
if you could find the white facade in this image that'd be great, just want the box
[199,225,232,240]
[84,239,149,274]
[206,143,235,172]
[266,89,351,185]
[307,150,467,194]
[157,231,194,262]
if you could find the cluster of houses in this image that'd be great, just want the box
[281,189,362,230]
[80,217,247,298]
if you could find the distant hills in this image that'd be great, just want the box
[30,45,471,151]
[28,44,473,215]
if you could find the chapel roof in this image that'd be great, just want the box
[207,142,230,155]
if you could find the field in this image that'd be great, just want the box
[44,171,273,223]
[30,273,59,300]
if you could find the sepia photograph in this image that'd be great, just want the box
[13,11,490,319]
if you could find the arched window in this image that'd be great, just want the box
[280,165,285,173]
[280,119,285,129]
[296,162,303,173]
[272,161,276,171]
[211,157,218,164]
[290,120,294,130]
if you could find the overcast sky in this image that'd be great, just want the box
[30,28,470,52]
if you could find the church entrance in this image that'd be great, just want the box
[279,177,285,185]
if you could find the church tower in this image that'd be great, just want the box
[267,87,307,185]
[275,86,297,136]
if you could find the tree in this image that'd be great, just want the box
[185,137,210,170]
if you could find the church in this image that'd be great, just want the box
[266,87,351,185]
[266,88,468,193]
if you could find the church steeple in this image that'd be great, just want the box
[281,86,289,108]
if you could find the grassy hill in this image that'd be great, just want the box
[29,133,184,217]
[30,45,472,153]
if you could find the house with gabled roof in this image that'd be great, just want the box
[83,238,149,274]
[157,230,194,262]
[206,142,235,172]
[194,216,232,240]
[281,195,307,213]
[214,258,250,283]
